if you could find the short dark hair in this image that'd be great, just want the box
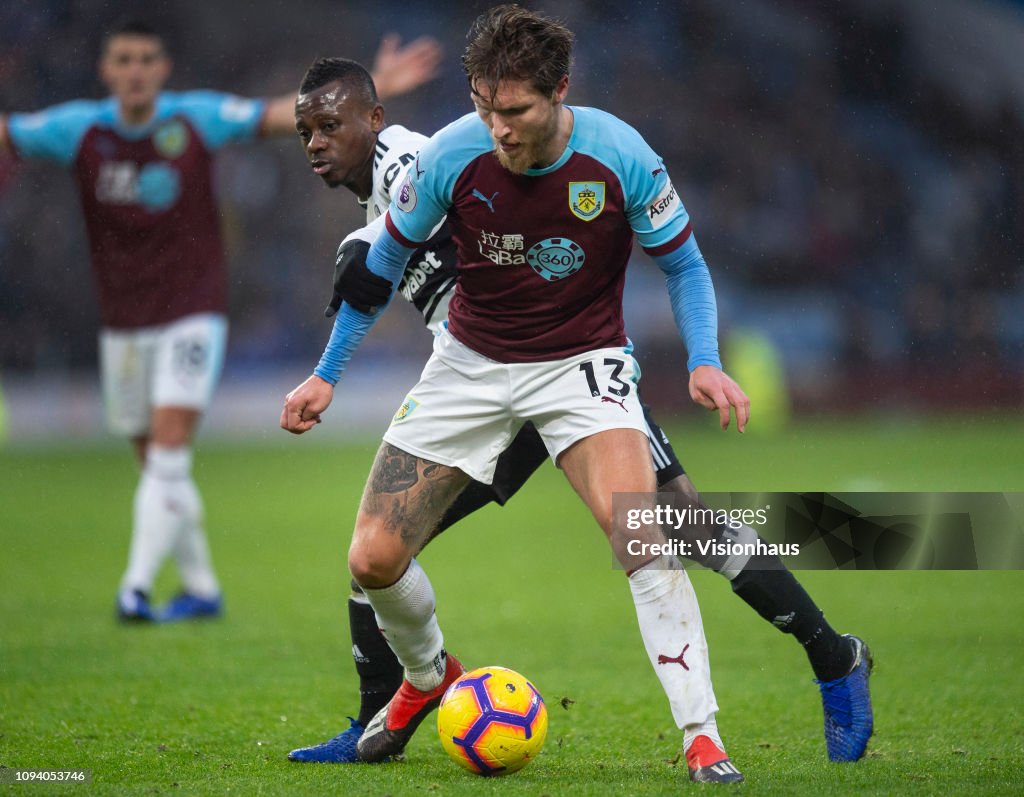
[299,57,379,105]
[102,20,166,55]
[462,4,574,100]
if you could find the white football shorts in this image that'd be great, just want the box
[383,326,648,484]
[99,313,228,437]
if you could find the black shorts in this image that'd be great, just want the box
[433,403,685,536]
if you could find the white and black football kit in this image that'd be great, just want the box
[344,125,456,333]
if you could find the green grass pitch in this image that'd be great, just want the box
[1,416,1022,795]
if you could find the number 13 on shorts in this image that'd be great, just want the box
[578,357,634,399]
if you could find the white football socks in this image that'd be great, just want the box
[683,715,725,752]
[121,444,218,597]
[406,652,448,692]
[171,477,220,599]
[361,559,445,690]
[628,556,719,730]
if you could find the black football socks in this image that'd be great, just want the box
[729,562,855,682]
[348,595,404,727]
[681,519,856,682]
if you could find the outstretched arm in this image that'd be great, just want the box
[370,34,443,100]
[260,34,443,136]
[260,94,302,136]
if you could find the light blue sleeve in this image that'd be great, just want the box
[167,91,265,150]
[5,100,103,165]
[571,108,715,368]
[651,234,722,371]
[387,113,487,245]
[313,231,415,385]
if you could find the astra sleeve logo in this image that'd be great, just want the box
[647,181,681,229]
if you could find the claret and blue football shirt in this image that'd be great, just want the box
[316,106,720,384]
[385,106,695,362]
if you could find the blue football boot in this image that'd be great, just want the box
[288,718,364,763]
[117,589,155,622]
[817,634,874,762]
[158,592,223,622]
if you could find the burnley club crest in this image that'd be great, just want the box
[568,182,605,221]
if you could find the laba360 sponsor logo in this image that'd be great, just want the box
[477,229,526,265]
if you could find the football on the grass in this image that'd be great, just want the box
[437,666,548,775]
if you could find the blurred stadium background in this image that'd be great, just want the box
[1,0,1022,442]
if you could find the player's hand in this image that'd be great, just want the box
[370,34,444,100]
[325,240,393,317]
[689,365,750,433]
[280,375,334,434]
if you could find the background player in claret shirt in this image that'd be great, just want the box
[0,20,442,624]
[284,55,873,772]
